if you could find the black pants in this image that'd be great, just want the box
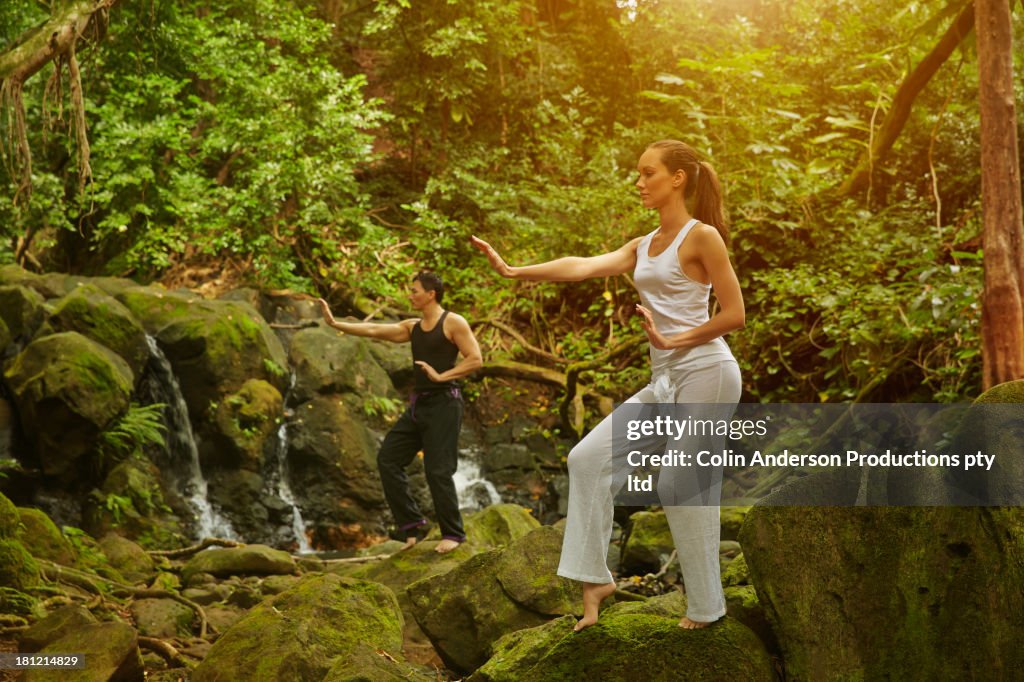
[377,390,465,541]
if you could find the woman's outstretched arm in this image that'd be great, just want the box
[471,235,642,282]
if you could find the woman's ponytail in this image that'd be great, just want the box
[647,141,730,246]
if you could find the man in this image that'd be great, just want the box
[317,271,482,553]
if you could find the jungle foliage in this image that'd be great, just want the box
[1,0,1020,412]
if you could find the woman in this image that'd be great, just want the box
[471,140,744,631]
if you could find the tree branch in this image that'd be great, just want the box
[838,0,975,197]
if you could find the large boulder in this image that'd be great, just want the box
[740,506,1024,680]
[0,283,47,341]
[117,286,288,422]
[470,594,775,681]
[286,394,387,541]
[4,332,133,476]
[192,573,416,681]
[41,284,149,377]
[288,326,396,404]
[210,379,283,471]
[83,457,183,548]
[23,621,144,682]
[16,507,76,566]
[19,604,98,652]
[97,535,156,584]
[619,510,674,575]
[407,525,579,673]
[181,544,296,582]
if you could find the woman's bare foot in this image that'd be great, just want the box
[679,616,712,629]
[435,538,461,554]
[573,582,616,632]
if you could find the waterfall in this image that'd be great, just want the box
[262,373,311,552]
[271,419,311,553]
[454,446,502,511]
[142,336,236,540]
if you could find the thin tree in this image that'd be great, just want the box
[975,0,1024,388]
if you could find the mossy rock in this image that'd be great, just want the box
[130,598,194,638]
[118,287,287,425]
[720,506,750,542]
[461,503,541,549]
[408,549,552,673]
[974,379,1024,403]
[0,491,20,539]
[192,573,408,682]
[84,458,182,548]
[470,610,775,681]
[42,284,149,377]
[740,506,1024,680]
[0,585,40,618]
[211,378,283,471]
[23,621,143,682]
[181,544,296,582]
[288,326,396,404]
[4,332,133,476]
[0,283,47,340]
[98,535,156,584]
[19,605,98,652]
[619,510,674,576]
[723,585,778,655]
[16,507,77,566]
[0,538,41,590]
[721,552,748,587]
[494,525,580,616]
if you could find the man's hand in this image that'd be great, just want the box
[316,298,335,324]
[415,360,443,382]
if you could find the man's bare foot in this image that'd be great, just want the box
[401,536,418,550]
[435,538,460,553]
[679,616,712,629]
[573,582,616,632]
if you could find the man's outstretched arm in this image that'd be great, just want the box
[317,299,414,343]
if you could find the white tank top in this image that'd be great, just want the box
[633,218,735,395]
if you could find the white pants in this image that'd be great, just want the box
[557,359,741,622]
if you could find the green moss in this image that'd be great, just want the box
[974,379,1024,403]
[0,586,40,617]
[16,508,77,566]
[0,538,41,590]
[0,492,19,539]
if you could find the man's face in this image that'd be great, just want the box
[409,281,434,310]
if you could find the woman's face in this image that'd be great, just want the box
[635,148,683,209]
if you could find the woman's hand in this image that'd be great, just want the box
[636,304,674,350]
[470,235,514,278]
[415,360,443,382]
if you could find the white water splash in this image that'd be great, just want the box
[145,336,236,540]
[454,447,502,511]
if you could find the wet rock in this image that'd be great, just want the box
[288,326,396,404]
[209,379,283,471]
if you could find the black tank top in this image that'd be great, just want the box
[411,311,460,392]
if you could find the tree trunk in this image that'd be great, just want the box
[976,0,1024,388]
